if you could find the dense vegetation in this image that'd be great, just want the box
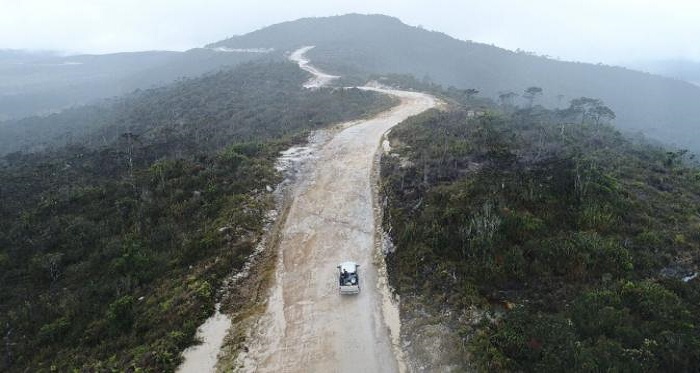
[382,102,700,371]
[211,13,700,152]
[0,61,393,372]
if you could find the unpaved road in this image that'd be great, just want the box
[234,48,437,372]
[289,46,340,88]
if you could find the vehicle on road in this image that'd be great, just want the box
[337,261,360,294]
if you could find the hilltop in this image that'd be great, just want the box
[5,14,699,151]
[211,14,700,151]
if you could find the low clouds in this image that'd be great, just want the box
[0,0,698,63]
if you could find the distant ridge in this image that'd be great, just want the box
[0,48,269,120]
[629,59,700,88]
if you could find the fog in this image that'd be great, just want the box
[1,0,699,64]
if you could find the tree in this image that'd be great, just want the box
[665,149,689,168]
[32,252,64,285]
[121,132,139,180]
[591,104,616,125]
[465,88,480,100]
[498,91,518,107]
[565,97,615,125]
[523,86,543,107]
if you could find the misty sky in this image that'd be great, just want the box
[1,0,699,64]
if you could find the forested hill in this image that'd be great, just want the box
[210,14,700,152]
[0,59,387,156]
[0,61,393,371]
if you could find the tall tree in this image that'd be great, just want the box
[465,88,480,100]
[523,86,543,107]
[591,104,616,125]
[566,97,615,125]
[498,91,518,107]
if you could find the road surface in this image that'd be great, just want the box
[234,47,437,372]
[289,46,340,88]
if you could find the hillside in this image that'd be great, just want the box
[0,48,271,120]
[210,14,700,152]
[381,100,700,371]
[0,60,393,372]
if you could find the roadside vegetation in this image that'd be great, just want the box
[0,61,393,372]
[381,95,700,371]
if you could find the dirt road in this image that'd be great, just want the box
[289,46,340,88]
[234,48,437,372]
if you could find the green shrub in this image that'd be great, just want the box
[106,296,135,333]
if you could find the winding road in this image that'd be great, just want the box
[234,48,437,372]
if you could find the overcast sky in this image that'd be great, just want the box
[1,0,699,64]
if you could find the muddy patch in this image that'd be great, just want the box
[177,304,232,373]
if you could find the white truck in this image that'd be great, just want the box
[337,261,360,295]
